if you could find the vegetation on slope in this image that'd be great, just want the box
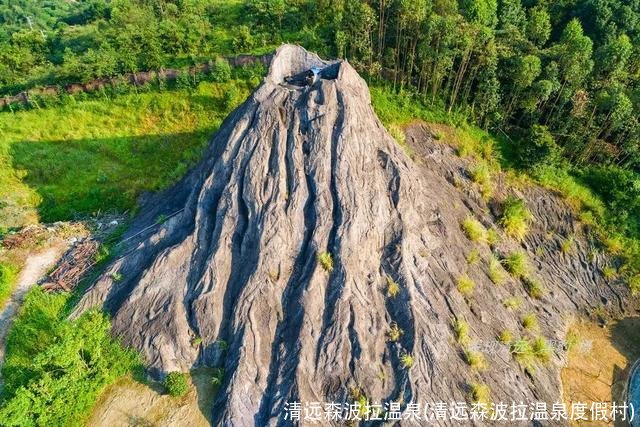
[0,67,260,231]
[0,287,140,426]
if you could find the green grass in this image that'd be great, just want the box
[503,251,529,278]
[466,249,481,265]
[470,382,491,406]
[461,217,486,242]
[488,255,506,285]
[498,329,513,344]
[317,251,334,272]
[457,274,475,297]
[399,352,414,369]
[386,275,401,298]
[470,162,493,200]
[386,322,403,342]
[0,262,18,308]
[500,196,533,241]
[503,296,522,309]
[463,349,487,371]
[523,276,545,299]
[0,287,140,425]
[453,319,471,345]
[532,336,552,363]
[560,235,574,254]
[0,78,254,230]
[164,372,189,397]
[521,312,539,331]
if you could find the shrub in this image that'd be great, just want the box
[630,274,640,296]
[457,274,475,297]
[488,256,505,285]
[532,337,552,363]
[0,288,140,425]
[523,276,544,298]
[400,352,414,369]
[464,349,487,371]
[191,336,203,347]
[565,330,581,352]
[602,266,617,280]
[110,272,123,282]
[466,249,481,265]
[470,162,492,200]
[602,235,624,255]
[517,124,562,169]
[560,235,574,254]
[211,368,225,386]
[0,262,18,307]
[386,322,403,342]
[510,338,535,371]
[498,329,513,344]
[164,372,189,397]
[470,382,491,406]
[210,58,232,83]
[461,217,486,242]
[500,196,532,241]
[486,228,500,246]
[453,319,470,345]
[317,252,334,272]
[386,275,401,298]
[521,313,538,331]
[503,251,528,278]
[503,296,522,309]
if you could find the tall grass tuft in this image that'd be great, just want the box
[500,196,533,241]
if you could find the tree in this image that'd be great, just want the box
[526,6,551,47]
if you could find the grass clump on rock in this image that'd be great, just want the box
[488,256,506,285]
[470,382,491,406]
[503,296,522,309]
[523,276,544,299]
[521,313,538,331]
[400,352,414,369]
[317,252,334,272]
[386,322,403,342]
[386,275,401,298]
[503,251,528,278]
[164,372,189,397]
[500,196,532,241]
[457,274,475,297]
[498,329,513,344]
[461,217,486,242]
[453,319,470,345]
[532,337,552,363]
[464,349,487,371]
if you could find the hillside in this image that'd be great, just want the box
[68,44,636,424]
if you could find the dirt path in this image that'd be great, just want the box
[0,245,66,363]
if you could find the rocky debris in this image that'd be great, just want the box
[74,45,634,425]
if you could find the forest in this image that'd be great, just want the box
[1,0,639,241]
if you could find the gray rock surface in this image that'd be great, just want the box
[74,45,635,425]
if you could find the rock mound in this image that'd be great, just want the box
[75,45,632,425]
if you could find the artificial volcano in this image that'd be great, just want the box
[75,45,632,425]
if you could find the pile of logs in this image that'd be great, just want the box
[41,239,100,292]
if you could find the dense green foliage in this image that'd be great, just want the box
[0,287,140,426]
[164,372,189,397]
[0,261,17,307]
[1,0,638,243]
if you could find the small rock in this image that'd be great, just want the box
[109,220,119,226]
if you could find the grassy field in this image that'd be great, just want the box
[0,78,255,232]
